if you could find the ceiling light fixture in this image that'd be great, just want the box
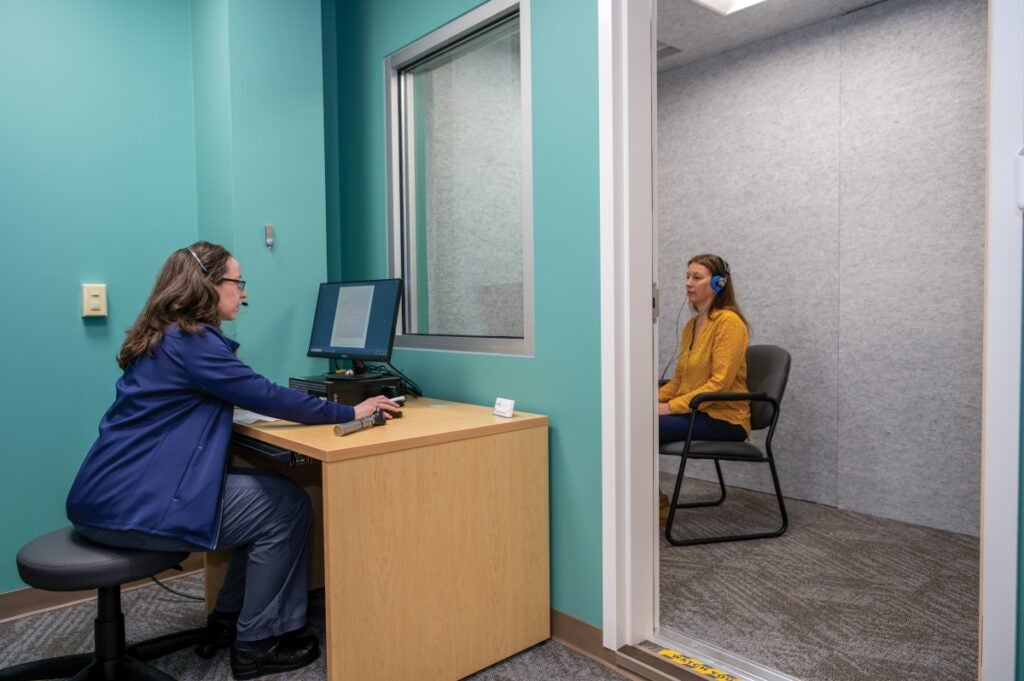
[688,0,771,16]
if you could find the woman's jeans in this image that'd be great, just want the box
[659,411,746,444]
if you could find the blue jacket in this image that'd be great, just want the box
[66,324,354,548]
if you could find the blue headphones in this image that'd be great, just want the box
[709,257,731,294]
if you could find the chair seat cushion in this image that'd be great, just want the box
[16,527,188,592]
[659,439,766,462]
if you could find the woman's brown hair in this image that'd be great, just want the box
[117,241,233,369]
[688,253,748,328]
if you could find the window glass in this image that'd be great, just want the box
[386,1,532,355]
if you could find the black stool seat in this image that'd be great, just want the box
[0,527,206,681]
[17,527,188,591]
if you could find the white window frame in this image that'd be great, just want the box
[384,0,534,356]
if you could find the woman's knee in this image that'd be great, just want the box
[658,413,692,444]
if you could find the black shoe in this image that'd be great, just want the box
[195,617,237,659]
[230,634,320,680]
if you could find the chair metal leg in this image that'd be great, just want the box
[664,452,689,542]
[665,455,789,547]
[766,452,789,537]
[675,459,727,508]
[664,456,728,544]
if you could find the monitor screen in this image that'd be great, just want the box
[307,279,403,363]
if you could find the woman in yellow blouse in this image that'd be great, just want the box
[658,254,750,523]
[659,253,750,443]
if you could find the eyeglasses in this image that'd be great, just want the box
[221,277,246,291]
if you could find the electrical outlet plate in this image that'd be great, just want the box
[82,283,107,317]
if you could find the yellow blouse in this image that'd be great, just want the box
[658,308,751,435]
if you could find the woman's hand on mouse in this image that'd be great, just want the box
[354,395,402,420]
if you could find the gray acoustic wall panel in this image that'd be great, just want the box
[658,19,842,506]
[836,0,986,535]
[657,0,985,535]
[419,27,523,337]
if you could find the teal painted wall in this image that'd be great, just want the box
[0,0,331,594]
[321,0,343,282]
[330,0,371,281]
[206,0,331,381]
[191,0,235,250]
[327,0,604,625]
[0,0,199,592]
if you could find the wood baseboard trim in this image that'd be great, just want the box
[550,609,647,681]
[0,553,203,623]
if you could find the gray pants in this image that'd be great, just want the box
[76,467,312,642]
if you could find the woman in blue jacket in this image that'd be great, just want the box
[66,241,399,680]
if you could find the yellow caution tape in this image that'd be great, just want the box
[657,649,744,681]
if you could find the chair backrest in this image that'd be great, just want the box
[746,345,791,431]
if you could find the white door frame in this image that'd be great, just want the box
[598,0,1023,676]
[979,0,1023,678]
[599,0,658,649]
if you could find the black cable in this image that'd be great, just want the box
[385,362,422,397]
[660,297,690,381]
[150,574,205,601]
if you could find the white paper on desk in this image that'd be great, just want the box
[233,409,280,424]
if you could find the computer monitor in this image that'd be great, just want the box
[307,279,403,369]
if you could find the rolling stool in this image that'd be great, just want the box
[0,527,207,681]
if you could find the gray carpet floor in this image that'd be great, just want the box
[658,475,979,681]
[0,573,627,681]
[2,483,978,681]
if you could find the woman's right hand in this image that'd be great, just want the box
[354,395,403,420]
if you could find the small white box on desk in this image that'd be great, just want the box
[493,397,515,418]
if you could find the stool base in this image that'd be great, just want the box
[0,585,205,681]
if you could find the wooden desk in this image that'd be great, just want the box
[206,398,550,680]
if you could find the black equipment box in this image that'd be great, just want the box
[289,374,406,406]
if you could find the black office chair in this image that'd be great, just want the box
[661,344,791,547]
[0,527,206,681]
